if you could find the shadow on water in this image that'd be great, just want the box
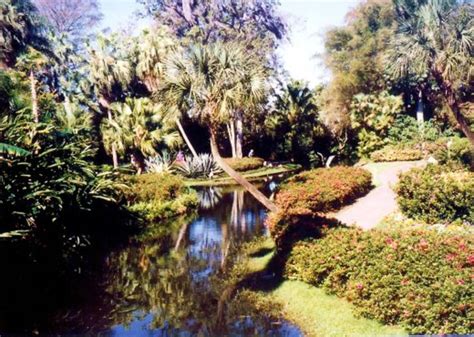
[0,176,303,337]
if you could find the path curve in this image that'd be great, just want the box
[333,161,426,230]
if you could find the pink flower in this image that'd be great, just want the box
[457,279,465,286]
[356,283,364,290]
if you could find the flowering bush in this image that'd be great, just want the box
[284,227,473,334]
[396,165,474,224]
[267,167,372,245]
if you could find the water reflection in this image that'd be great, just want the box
[0,181,302,337]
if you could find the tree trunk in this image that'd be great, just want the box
[99,97,119,168]
[107,109,119,169]
[226,122,236,158]
[416,90,425,125]
[209,129,278,212]
[30,71,39,123]
[235,110,244,158]
[176,118,198,158]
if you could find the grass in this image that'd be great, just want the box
[184,164,300,187]
[240,238,407,337]
[270,281,407,337]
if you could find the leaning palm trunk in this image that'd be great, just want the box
[176,118,198,158]
[209,129,278,212]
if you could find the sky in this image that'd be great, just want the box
[99,0,361,86]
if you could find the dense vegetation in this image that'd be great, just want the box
[396,165,474,224]
[0,0,473,335]
[285,227,473,334]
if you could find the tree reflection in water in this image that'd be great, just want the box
[0,184,302,337]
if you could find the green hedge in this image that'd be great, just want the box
[428,137,474,168]
[223,157,264,171]
[396,165,474,224]
[267,167,372,244]
[370,144,423,162]
[126,173,198,221]
[284,227,473,334]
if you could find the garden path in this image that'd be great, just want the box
[332,161,426,230]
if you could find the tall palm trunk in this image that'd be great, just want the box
[235,110,244,158]
[226,121,236,158]
[99,96,119,168]
[209,129,278,212]
[176,118,198,158]
[107,109,119,169]
[416,90,424,125]
[30,71,39,123]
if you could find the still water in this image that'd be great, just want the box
[1,181,303,336]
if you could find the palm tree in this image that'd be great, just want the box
[101,97,180,174]
[163,43,277,212]
[135,28,198,158]
[86,34,132,167]
[386,0,474,145]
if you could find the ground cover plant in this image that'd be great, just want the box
[284,227,473,335]
[396,165,474,224]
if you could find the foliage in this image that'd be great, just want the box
[265,81,329,166]
[284,227,474,334]
[175,154,222,179]
[387,115,456,144]
[223,157,264,172]
[125,172,198,221]
[267,167,372,245]
[370,144,423,162]
[138,0,286,53]
[321,0,396,135]
[385,0,474,143]
[0,0,50,68]
[396,165,474,224]
[101,97,180,170]
[428,137,474,168]
[0,104,130,257]
[145,151,175,173]
[350,91,404,157]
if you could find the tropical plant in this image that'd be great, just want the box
[163,42,277,211]
[386,0,474,145]
[265,81,328,166]
[350,91,404,157]
[145,151,175,174]
[175,154,222,179]
[101,97,180,173]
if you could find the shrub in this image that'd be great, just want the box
[126,173,198,221]
[388,115,455,144]
[396,165,474,224]
[428,137,474,168]
[223,157,264,171]
[370,144,423,162]
[267,167,372,244]
[284,227,473,334]
[175,154,222,178]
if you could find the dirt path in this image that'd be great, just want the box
[333,161,426,230]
